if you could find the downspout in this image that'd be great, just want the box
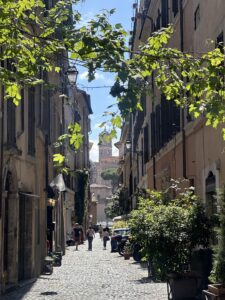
[45,134,49,191]
[180,0,187,178]
[0,87,4,218]
[151,72,156,190]
[0,87,4,294]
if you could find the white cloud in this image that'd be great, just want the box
[94,123,102,130]
[95,73,105,80]
[79,71,88,80]
[79,71,105,81]
[79,71,114,85]
[78,11,95,27]
[89,140,99,162]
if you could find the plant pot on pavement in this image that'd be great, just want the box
[208,284,225,296]
[167,272,198,300]
[203,285,225,300]
[123,240,132,260]
[124,253,131,260]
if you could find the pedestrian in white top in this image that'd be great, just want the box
[102,228,110,250]
[86,226,95,251]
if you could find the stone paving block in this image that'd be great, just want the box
[1,235,168,300]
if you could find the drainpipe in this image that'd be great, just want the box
[180,0,187,178]
[0,87,4,218]
[45,134,49,190]
[0,87,4,294]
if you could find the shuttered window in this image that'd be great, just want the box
[194,5,200,30]
[161,0,169,27]
[28,87,35,155]
[144,125,149,163]
[216,32,224,53]
[172,0,179,17]
[150,97,180,156]
[42,71,51,140]
[7,100,16,146]
[151,112,156,156]
[155,104,161,152]
[21,89,24,132]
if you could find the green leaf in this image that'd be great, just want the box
[55,67,60,73]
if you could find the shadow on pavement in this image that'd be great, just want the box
[131,277,162,284]
[40,291,58,295]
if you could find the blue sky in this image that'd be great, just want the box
[74,0,134,162]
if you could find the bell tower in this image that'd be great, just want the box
[98,132,112,161]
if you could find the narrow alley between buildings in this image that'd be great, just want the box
[1,234,167,300]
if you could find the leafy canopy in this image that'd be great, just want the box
[111,27,225,139]
[3,1,225,171]
[0,0,128,171]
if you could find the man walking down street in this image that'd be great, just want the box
[86,226,95,251]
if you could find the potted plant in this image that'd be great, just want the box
[204,186,225,299]
[123,240,132,260]
[128,185,212,299]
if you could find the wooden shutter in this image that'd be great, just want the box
[28,87,35,155]
[161,0,169,27]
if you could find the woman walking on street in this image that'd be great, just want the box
[102,228,110,250]
[86,226,95,251]
[73,223,81,251]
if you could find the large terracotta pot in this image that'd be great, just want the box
[124,253,131,260]
[208,284,225,296]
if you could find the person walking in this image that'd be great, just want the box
[73,223,81,251]
[86,226,95,251]
[98,224,103,239]
[102,228,110,250]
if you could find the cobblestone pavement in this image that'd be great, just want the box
[1,235,168,300]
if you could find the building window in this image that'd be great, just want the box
[150,111,156,157]
[141,94,146,117]
[28,87,35,155]
[36,70,42,127]
[20,89,24,132]
[216,32,224,53]
[194,5,200,30]
[42,71,51,139]
[150,96,180,156]
[161,0,169,27]
[7,100,16,146]
[156,9,161,30]
[172,0,179,17]
[144,125,149,164]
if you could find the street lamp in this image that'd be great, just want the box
[125,140,132,151]
[125,140,142,156]
[67,66,79,86]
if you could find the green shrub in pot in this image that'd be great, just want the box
[128,186,212,281]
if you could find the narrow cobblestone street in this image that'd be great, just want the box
[1,235,167,300]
